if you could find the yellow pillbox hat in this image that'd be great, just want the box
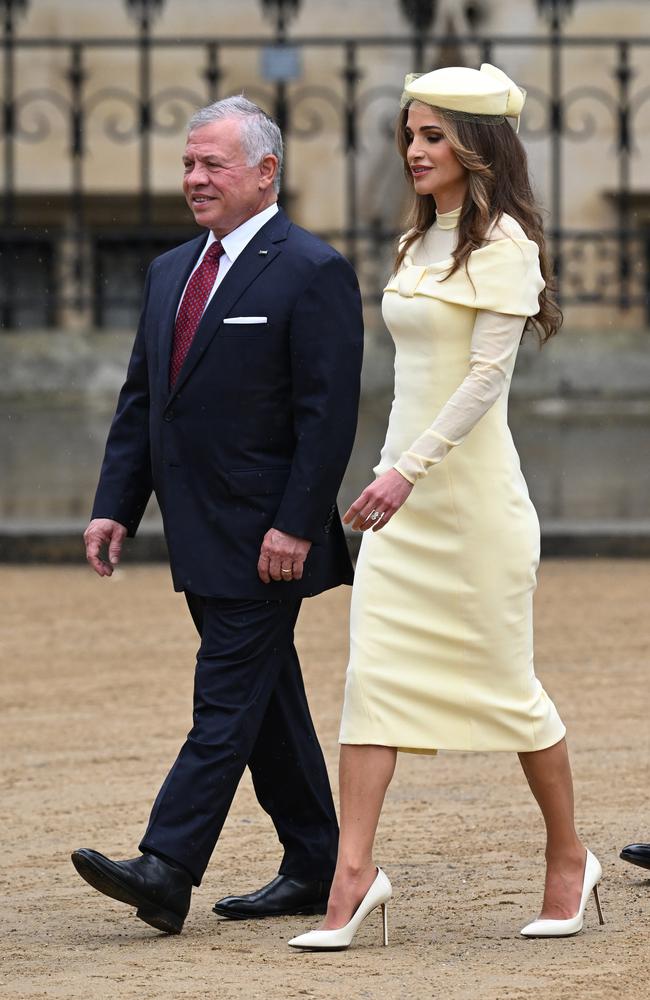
[403,63,525,124]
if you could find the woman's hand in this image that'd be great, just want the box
[343,468,414,532]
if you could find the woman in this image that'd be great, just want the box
[289,64,604,950]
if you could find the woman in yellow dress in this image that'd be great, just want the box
[289,64,604,950]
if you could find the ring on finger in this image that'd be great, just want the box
[364,509,385,523]
[281,566,293,577]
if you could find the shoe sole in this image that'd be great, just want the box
[212,902,327,921]
[288,943,350,952]
[70,852,184,934]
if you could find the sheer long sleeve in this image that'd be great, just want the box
[394,309,526,484]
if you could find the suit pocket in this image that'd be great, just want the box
[227,466,291,496]
[221,323,268,338]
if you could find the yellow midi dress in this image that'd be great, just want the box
[339,207,566,754]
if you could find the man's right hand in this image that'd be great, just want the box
[83,518,128,577]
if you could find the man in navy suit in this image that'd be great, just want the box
[71,96,363,935]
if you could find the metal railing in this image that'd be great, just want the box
[1,0,649,328]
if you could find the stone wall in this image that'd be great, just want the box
[2,325,649,554]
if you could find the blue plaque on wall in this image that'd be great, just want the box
[261,45,302,82]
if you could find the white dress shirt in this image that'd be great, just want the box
[176,202,279,319]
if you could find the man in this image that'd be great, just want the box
[71,96,363,935]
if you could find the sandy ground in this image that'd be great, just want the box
[1,560,649,1000]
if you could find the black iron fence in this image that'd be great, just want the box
[1,0,650,329]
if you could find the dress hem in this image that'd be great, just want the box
[339,725,566,756]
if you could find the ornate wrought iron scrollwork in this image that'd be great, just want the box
[150,87,205,135]
[12,89,70,143]
[84,88,142,143]
[357,85,404,143]
[2,16,650,328]
[560,86,619,143]
[629,85,650,133]
[517,84,552,140]
[288,86,345,142]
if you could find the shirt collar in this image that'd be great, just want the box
[204,203,279,263]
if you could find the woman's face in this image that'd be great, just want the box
[405,102,468,208]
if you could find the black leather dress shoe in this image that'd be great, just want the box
[71,848,192,933]
[213,874,331,919]
[620,843,650,872]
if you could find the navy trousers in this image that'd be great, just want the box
[139,593,339,886]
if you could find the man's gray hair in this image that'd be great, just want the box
[187,95,283,193]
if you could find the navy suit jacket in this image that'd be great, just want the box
[92,209,364,599]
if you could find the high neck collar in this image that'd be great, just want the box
[435,205,462,231]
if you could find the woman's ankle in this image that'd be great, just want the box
[334,859,376,881]
[544,839,585,865]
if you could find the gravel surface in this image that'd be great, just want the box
[2,561,648,1000]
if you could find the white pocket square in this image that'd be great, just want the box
[223,316,268,324]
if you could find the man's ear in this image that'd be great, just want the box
[258,154,278,191]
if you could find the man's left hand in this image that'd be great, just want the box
[258,528,312,583]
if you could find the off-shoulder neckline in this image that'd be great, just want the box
[403,234,539,270]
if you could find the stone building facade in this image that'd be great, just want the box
[3,0,650,331]
[2,0,649,547]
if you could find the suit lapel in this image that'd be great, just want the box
[168,210,290,400]
[157,234,206,398]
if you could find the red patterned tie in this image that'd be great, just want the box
[169,240,225,387]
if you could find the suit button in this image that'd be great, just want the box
[163,410,175,422]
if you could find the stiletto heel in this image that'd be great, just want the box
[520,849,604,938]
[593,883,605,926]
[288,868,392,952]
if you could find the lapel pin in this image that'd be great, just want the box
[258,249,268,255]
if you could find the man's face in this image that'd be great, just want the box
[182,119,276,237]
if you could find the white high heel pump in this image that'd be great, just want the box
[288,868,392,951]
[520,849,604,938]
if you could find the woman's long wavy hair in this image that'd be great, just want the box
[395,103,562,344]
